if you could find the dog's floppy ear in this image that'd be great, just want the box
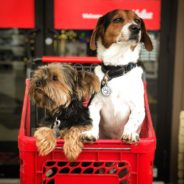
[90,16,105,51]
[90,29,98,51]
[140,18,153,51]
[77,71,100,99]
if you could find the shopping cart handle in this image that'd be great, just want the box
[40,56,102,64]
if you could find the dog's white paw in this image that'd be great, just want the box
[121,125,140,144]
[81,130,98,143]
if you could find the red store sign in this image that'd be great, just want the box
[55,0,161,30]
[0,0,34,28]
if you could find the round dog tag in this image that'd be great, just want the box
[101,84,111,97]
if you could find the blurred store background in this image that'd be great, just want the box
[0,0,183,183]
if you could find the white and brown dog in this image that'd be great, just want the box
[82,9,153,143]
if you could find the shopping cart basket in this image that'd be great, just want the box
[18,56,156,184]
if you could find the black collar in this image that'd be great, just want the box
[101,62,137,81]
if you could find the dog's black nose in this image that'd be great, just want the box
[36,80,42,87]
[129,24,140,34]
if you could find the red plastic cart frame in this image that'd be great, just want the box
[18,56,156,184]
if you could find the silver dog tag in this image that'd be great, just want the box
[101,73,111,97]
[101,84,111,97]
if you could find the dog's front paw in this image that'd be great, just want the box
[80,130,98,143]
[121,126,140,144]
[34,127,57,156]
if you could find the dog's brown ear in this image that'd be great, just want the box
[77,71,100,99]
[90,29,98,50]
[140,18,153,51]
[90,17,105,51]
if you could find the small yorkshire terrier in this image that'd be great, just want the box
[29,63,100,161]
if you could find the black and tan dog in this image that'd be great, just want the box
[29,63,100,161]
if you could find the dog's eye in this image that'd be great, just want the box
[134,18,141,24]
[52,75,58,81]
[112,18,124,23]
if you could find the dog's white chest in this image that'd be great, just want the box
[93,66,144,139]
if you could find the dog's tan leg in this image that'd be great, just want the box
[34,127,56,156]
[63,126,91,162]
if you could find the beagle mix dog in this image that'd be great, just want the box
[82,9,153,143]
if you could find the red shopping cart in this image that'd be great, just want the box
[18,56,156,184]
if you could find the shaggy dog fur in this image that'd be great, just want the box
[29,63,100,161]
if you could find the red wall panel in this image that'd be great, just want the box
[54,0,161,30]
[0,0,34,28]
